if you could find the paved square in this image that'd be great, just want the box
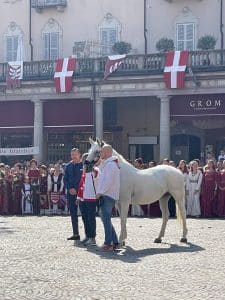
[0,216,225,300]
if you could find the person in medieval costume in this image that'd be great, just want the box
[201,160,217,218]
[4,165,13,214]
[39,165,49,212]
[48,163,64,214]
[27,159,40,215]
[21,176,33,214]
[131,158,144,217]
[216,160,225,217]
[12,163,24,215]
[0,169,6,214]
[186,160,203,217]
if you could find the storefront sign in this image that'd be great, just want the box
[0,147,39,156]
[171,94,225,116]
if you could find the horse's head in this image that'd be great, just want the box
[84,137,103,172]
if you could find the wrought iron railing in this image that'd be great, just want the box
[31,0,67,8]
[0,50,225,82]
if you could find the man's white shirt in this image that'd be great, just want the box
[97,156,120,200]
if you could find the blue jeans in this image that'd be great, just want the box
[80,201,97,238]
[100,196,118,246]
[67,193,79,236]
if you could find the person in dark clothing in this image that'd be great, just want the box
[64,148,82,241]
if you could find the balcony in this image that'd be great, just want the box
[32,0,67,12]
[0,50,225,82]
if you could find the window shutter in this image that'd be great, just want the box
[176,23,194,51]
[50,32,59,60]
[100,29,118,55]
[6,36,18,61]
[109,30,117,47]
[100,30,108,55]
[43,33,50,60]
[186,23,194,50]
[177,24,185,51]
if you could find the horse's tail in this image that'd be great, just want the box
[176,202,184,225]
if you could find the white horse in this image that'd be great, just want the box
[86,138,188,245]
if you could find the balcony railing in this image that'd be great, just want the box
[32,0,67,11]
[0,50,225,82]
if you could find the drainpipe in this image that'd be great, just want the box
[144,0,148,54]
[29,0,33,60]
[220,0,224,49]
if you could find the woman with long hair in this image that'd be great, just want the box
[186,160,203,217]
[216,160,225,217]
[201,159,217,218]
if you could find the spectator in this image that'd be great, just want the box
[186,160,203,217]
[48,164,64,214]
[216,160,225,217]
[201,160,217,218]
[64,148,83,241]
[218,149,225,162]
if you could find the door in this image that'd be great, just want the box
[129,144,154,163]
[171,134,201,163]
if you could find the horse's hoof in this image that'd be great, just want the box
[154,238,162,243]
[180,238,187,243]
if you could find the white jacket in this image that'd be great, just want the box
[83,168,99,200]
[97,156,120,201]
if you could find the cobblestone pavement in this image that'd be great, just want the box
[0,215,225,300]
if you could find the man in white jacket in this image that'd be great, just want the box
[96,145,120,251]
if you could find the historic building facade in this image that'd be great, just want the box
[0,0,225,163]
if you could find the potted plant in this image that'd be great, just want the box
[112,41,132,54]
[156,37,174,52]
[197,34,217,50]
[197,35,216,65]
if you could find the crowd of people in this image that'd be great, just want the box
[1,150,225,220]
[0,147,225,251]
[132,149,225,219]
[0,159,67,216]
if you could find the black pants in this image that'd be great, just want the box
[67,194,79,236]
[80,201,96,238]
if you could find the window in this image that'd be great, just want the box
[99,13,121,56]
[176,23,195,51]
[4,22,24,62]
[100,28,118,55]
[6,36,18,61]
[43,32,59,60]
[42,18,62,60]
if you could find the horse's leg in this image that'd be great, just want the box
[170,191,188,243]
[119,198,130,246]
[154,194,170,243]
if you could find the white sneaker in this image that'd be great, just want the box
[84,238,96,246]
[80,237,89,244]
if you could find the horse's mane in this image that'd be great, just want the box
[112,148,134,168]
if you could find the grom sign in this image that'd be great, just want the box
[170,94,225,117]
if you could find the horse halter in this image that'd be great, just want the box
[84,151,101,173]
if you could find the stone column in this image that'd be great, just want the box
[32,97,43,163]
[95,97,104,139]
[159,95,171,160]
